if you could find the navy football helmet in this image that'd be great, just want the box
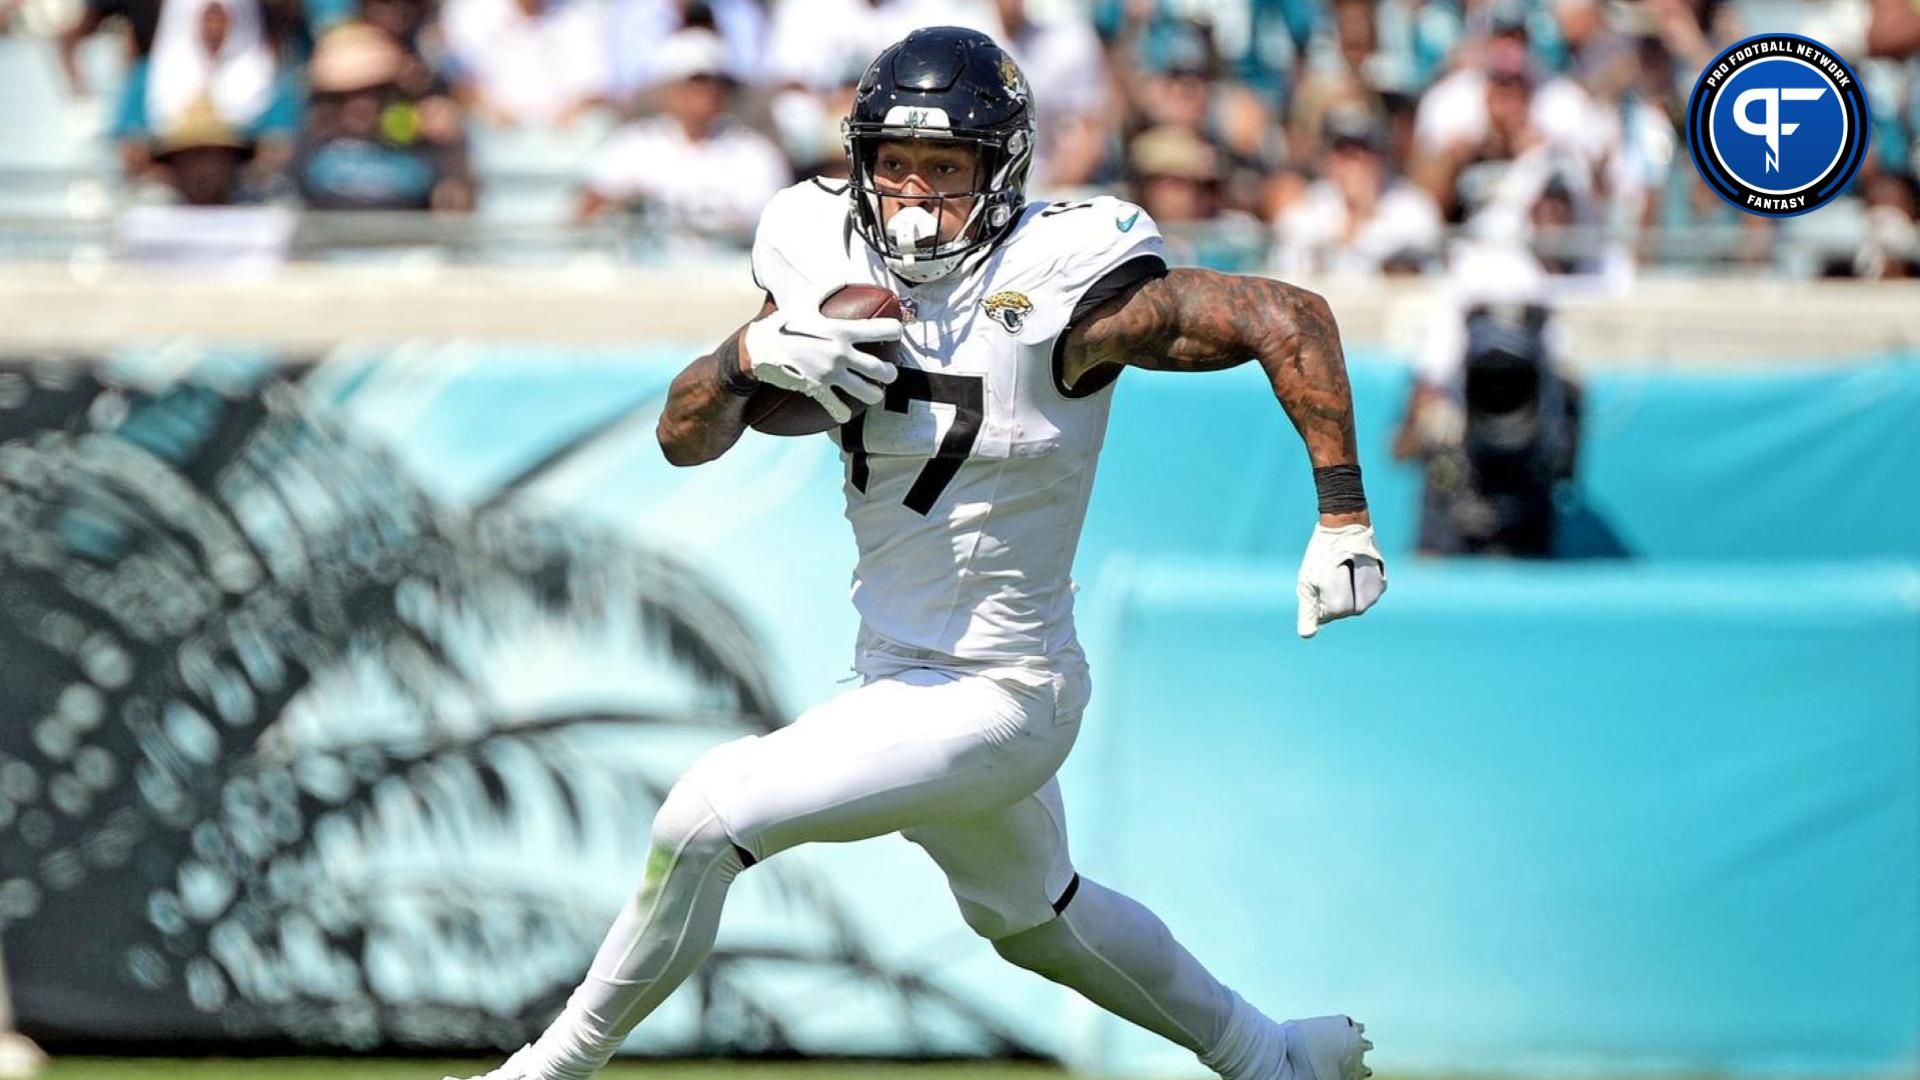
[843,26,1036,283]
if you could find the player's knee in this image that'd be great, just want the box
[953,897,1033,941]
[668,736,766,862]
[957,880,1075,943]
[651,778,747,870]
[989,912,1076,974]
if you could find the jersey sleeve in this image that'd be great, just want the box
[1019,197,1170,397]
[1035,197,1168,332]
[749,180,847,309]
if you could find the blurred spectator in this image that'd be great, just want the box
[442,0,607,127]
[1463,140,1624,277]
[1411,2,1605,219]
[1101,0,1311,104]
[358,0,437,79]
[1517,159,1599,274]
[875,0,1004,55]
[1606,29,1679,257]
[1131,124,1219,222]
[1242,0,1318,100]
[1125,17,1278,168]
[150,93,253,204]
[58,0,162,99]
[771,61,865,177]
[1121,17,1281,216]
[1372,0,1461,91]
[761,0,1002,178]
[1853,171,1920,278]
[1868,0,1920,57]
[997,0,1111,188]
[1551,0,1625,85]
[1643,0,1733,72]
[606,0,765,100]
[293,21,475,211]
[764,0,1000,90]
[111,0,297,179]
[1274,107,1440,274]
[1286,0,1387,164]
[1379,85,1419,171]
[577,29,787,246]
[1128,124,1267,269]
[763,0,883,90]
[147,0,280,133]
[761,0,874,173]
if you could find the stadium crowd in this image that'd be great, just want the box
[8,0,1920,276]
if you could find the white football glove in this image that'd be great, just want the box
[1296,523,1388,638]
[742,286,902,423]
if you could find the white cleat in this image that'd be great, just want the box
[0,1032,47,1080]
[1283,1015,1373,1080]
[443,1043,544,1080]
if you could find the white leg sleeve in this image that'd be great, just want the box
[908,783,1290,1080]
[991,878,1290,1079]
[516,661,1078,1078]
[519,781,744,1080]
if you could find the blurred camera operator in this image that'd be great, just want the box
[1393,244,1583,557]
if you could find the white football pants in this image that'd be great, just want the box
[519,634,1290,1080]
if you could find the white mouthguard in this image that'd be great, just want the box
[886,206,939,265]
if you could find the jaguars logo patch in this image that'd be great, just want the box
[982,291,1033,334]
[998,54,1028,104]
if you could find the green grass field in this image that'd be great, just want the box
[40,1060,1077,1080]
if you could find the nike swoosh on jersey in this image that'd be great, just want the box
[1116,210,1140,232]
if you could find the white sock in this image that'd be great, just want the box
[521,782,745,1079]
[991,877,1289,1079]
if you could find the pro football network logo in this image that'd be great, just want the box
[982,291,1032,333]
[1685,33,1868,217]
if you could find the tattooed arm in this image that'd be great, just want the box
[1061,268,1367,525]
[656,296,777,467]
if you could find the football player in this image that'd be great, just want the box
[454,26,1385,1080]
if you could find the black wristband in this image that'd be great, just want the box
[1313,464,1368,515]
[715,338,758,397]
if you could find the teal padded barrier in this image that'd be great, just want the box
[1062,559,1920,1077]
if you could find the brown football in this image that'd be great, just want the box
[744,284,904,437]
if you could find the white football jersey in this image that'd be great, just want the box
[750,179,1166,660]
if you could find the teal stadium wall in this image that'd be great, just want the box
[0,344,1914,1075]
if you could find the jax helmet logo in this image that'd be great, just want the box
[1686,33,1868,217]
